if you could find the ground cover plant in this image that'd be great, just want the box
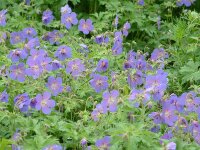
[1,0,200,149]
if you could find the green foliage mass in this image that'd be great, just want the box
[1,0,200,150]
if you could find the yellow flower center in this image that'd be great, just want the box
[83,23,88,29]
[96,80,103,86]
[66,17,72,23]
[72,64,78,71]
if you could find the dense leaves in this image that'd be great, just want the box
[1,0,200,150]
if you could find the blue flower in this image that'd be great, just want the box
[42,10,54,25]
[14,93,30,112]
[0,9,7,26]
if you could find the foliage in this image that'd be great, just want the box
[1,0,200,150]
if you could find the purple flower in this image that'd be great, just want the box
[122,21,131,37]
[145,71,168,101]
[127,50,137,61]
[180,92,200,112]
[149,112,163,124]
[78,19,94,34]
[114,31,123,43]
[9,63,26,82]
[8,49,27,62]
[135,59,147,71]
[25,0,30,5]
[42,144,63,150]
[30,97,37,109]
[61,12,78,29]
[168,94,184,113]
[0,90,9,102]
[55,45,72,60]
[190,121,200,137]
[166,142,176,150]
[66,85,71,92]
[26,60,42,79]
[160,131,173,141]
[35,92,56,114]
[113,15,118,28]
[127,71,143,88]
[51,60,63,71]
[91,103,107,121]
[24,38,40,52]
[78,44,90,57]
[176,0,185,7]
[176,117,188,132]
[151,126,160,133]
[42,10,54,25]
[138,0,144,6]
[80,138,87,146]
[12,144,22,150]
[23,27,37,40]
[45,30,63,45]
[61,4,72,14]
[90,74,109,93]
[14,93,30,112]
[40,57,52,72]
[176,0,195,7]
[0,9,7,26]
[46,76,63,96]
[112,42,123,55]
[161,102,178,126]
[95,35,109,45]
[112,31,123,55]
[102,90,119,112]
[95,136,111,150]
[123,60,134,70]
[0,32,7,43]
[194,134,200,145]
[27,49,46,64]
[129,88,151,106]
[12,130,21,141]
[96,59,109,72]
[66,59,85,77]
[151,48,168,62]
[12,131,22,150]
[10,31,25,45]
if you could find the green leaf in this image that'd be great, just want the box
[180,61,200,83]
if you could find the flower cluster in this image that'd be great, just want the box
[176,0,196,7]
[149,91,200,144]
[12,91,56,115]
[95,35,109,45]
[61,5,78,29]
[0,1,198,149]
[43,30,63,45]
[122,21,131,37]
[112,31,123,55]
[92,90,119,121]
